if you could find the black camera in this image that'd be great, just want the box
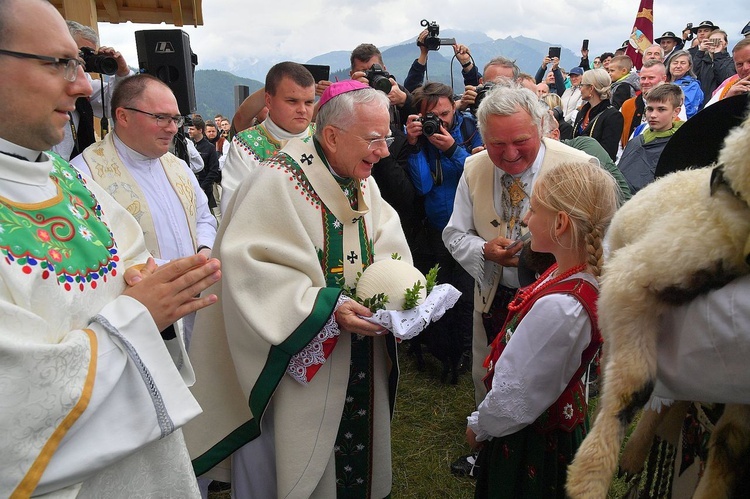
[80,47,118,75]
[684,22,694,41]
[470,82,495,114]
[419,113,442,137]
[364,64,392,94]
[420,19,456,51]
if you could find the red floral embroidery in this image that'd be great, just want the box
[37,229,51,242]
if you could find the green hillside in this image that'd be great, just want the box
[194,69,263,119]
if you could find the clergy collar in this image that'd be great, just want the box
[112,131,161,166]
[263,115,312,141]
[0,136,43,162]
[0,137,53,187]
[311,136,354,183]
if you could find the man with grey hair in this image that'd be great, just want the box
[458,56,521,111]
[51,20,133,160]
[184,80,411,498]
[643,43,665,62]
[443,84,597,408]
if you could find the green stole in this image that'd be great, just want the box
[284,137,377,497]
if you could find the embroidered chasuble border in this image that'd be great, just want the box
[12,329,98,498]
[234,123,281,160]
[0,153,120,292]
[191,278,342,477]
[191,139,389,492]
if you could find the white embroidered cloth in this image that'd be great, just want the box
[362,284,461,340]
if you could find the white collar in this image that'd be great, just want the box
[263,116,312,141]
[0,136,42,162]
[0,137,51,186]
[112,131,161,169]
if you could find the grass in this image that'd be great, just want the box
[210,346,637,498]
[391,346,476,498]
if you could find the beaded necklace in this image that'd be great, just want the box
[507,262,588,313]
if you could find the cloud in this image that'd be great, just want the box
[99,0,747,76]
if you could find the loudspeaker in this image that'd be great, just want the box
[234,85,250,112]
[135,29,197,116]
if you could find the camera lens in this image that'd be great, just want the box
[370,75,392,94]
[80,47,118,75]
[420,114,442,136]
[422,121,439,136]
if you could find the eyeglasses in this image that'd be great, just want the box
[334,127,394,150]
[124,107,185,128]
[0,48,83,82]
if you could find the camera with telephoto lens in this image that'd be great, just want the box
[470,82,495,114]
[364,63,393,94]
[420,19,457,51]
[79,46,118,75]
[419,112,442,137]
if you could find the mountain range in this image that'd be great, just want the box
[194,30,587,119]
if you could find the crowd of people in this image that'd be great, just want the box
[2,0,750,496]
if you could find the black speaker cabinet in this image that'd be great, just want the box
[135,30,197,116]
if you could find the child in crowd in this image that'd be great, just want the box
[618,83,684,194]
[607,55,640,109]
[465,160,619,499]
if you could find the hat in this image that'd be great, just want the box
[742,21,750,37]
[569,66,584,76]
[655,31,681,43]
[318,80,369,109]
[655,93,749,178]
[691,20,720,33]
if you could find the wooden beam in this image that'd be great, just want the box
[61,0,98,30]
[192,0,203,27]
[52,0,203,27]
[102,0,121,24]
[171,0,184,27]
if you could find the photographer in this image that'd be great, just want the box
[405,82,482,384]
[457,57,521,113]
[534,55,565,96]
[405,82,482,236]
[693,29,737,98]
[404,28,480,93]
[52,21,134,160]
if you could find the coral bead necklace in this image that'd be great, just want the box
[507,262,588,313]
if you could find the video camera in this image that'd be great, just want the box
[80,47,118,75]
[419,113,442,136]
[420,19,456,51]
[364,64,393,94]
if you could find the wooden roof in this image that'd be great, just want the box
[52,0,203,28]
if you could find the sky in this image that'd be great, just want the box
[98,0,748,79]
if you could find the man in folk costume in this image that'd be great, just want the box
[220,61,316,213]
[72,74,217,347]
[184,81,411,498]
[0,0,222,496]
[443,84,598,408]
